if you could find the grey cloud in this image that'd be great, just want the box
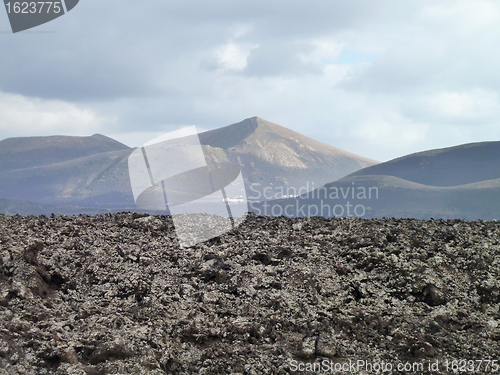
[0,0,383,101]
[337,46,449,94]
[1,0,500,162]
[338,28,500,95]
[243,42,322,77]
[0,2,227,101]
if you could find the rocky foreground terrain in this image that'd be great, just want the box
[1,213,500,374]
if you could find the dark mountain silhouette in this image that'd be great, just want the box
[0,197,112,216]
[0,134,129,172]
[0,118,376,214]
[0,148,134,208]
[0,134,134,211]
[347,141,500,186]
[256,141,500,220]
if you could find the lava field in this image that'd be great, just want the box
[1,213,500,374]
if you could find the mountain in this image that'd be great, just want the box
[2,124,497,219]
[0,134,129,172]
[348,141,500,187]
[0,118,377,214]
[0,197,67,216]
[0,197,113,216]
[199,117,378,200]
[0,134,135,211]
[0,148,135,208]
[257,141,500,220]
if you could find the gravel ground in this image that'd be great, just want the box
[1,213,500,374]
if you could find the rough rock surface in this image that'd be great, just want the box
[0,213,500,374]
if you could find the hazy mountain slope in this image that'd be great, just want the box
[329,175,500,220]
[199,117,379,199]
[0,197,67,215]
[0,149,135,208]
[0,118,378,214]
[0,134,129,172]
[348,141,500,187]
[256,174,500,220]
[0,197,133,216]
[258,141,500,220]
[0,197,104,216]
[2,125,498,219]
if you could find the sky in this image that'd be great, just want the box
[1,0,500,161]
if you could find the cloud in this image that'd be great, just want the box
[420,0,500,36]
[299,40,343,65]
[353,114,429,148]
[424,90,500,123]
[0,0,378,99]
[1,0,500,161]
[0,92,112,138]
[205,42,259,72]
[243,42,324,77]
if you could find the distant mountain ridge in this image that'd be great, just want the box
[199,117,378,198]
[258,141,500,220]
[2,120,499,219]
[0,134,129,172]
[0,148,134,208]
[0,118,377,214]
[348,141,500,187]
